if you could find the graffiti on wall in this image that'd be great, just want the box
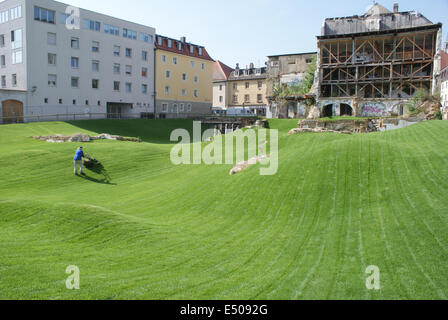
[361,103,388,117]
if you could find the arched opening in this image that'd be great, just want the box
[2,100,24,124]
[340,103,353,116]
[322,104,333,118]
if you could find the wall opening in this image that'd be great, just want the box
[340,103,353,116]
[322,104,333,117]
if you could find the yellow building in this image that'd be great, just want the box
[155,35,214,118]
[227,63,268,116]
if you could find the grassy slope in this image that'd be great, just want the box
[0,119,447,300]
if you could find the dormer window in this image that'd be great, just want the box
[190,45,194,54]
[167,39,172,48]
[245,70,250,76]
[177,42,182,50]
[234,71,239,77]
[198,47,203,56]
[256,68,261,75]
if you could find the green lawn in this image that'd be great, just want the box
[0,119,447,300]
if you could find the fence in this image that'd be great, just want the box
[0,112,213,125]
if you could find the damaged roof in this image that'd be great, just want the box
[321,3,438,38]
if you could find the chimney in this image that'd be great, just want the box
[180,36,186,43]
[235,63,239,70]
[393,3,399,13]
[249,62,254,69]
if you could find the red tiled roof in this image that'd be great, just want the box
[155,35,214,62]
[213,61,234,81]
[441,50,448,70]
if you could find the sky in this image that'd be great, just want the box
[59,0,448,68]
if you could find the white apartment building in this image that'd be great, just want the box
[0,0,155,123]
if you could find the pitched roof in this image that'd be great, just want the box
[365,3,392,16]
[213,61,234,81]
[228,67,267,81]
[155,35,214,62]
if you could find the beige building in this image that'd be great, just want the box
[227,63,268,116]
[155,35,214,118]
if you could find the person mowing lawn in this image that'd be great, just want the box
[74,146,85,175]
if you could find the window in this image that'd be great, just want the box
[48,74,57,87]
[157,36,163,46]
[125,82,132,93]
[180,103,185,112]
[44,98,49,104]
[194,90,198,97]
[92,41,100,52]
[140,33,153,43]
[85,100,89,106]
[113,46,120,56]
[47,33,56,45]
[71,77,79,88]
[34,7,55,24]
[219,96,223,103]
[187,104,192,112]
[258,81,263,89]
[142,67,148,77]
[198,48,203,56]
[92,60,100,72]
[233,83,237,90]
[181,89,187,96]
[125,65,132,75]
[306,58,313,64]
[98,101,101,106]
[233,95,238,103]
[104,24,120,36]
[182,73,187,81]
[142,51,148,61]
[12,74,17,87]
[166,70,171,79]
[48,53,56,65]
[245,94,250,103]
[73,99,77,105]
[113,63,120,74]
[165,86,170,94]
[172,104,178,113]
[1,75,6,88]
[71,57,79,68]
[177,42,182,51]
[194,76,198,83]
[10,6,22,20]
[12,50,22,64]
[59,98,63,104]
[1,55,5,67]
[83,19,101,31]
[60,13,76,26]
[123,28,137,40]
[257,94,263,103]
[92,79,99,89]
[161,55,167,63]
[219,84,223,91]
[245,82,250,89]
[113,81,120,91]
[125,48,132,57]
[71,37,79,49]
[173,57,178,65]
[142,84,148,94]
[0,35,4,47]
[11,29,22,49]
[190,61,195,68]
[167,39,172,48]
[162,103,168,112]
[190,45,194,54]
[0,10,8,24]
[201,63,205,70]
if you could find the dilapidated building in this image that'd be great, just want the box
[314,3,443,118]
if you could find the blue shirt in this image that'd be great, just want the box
[74,149,84,161]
